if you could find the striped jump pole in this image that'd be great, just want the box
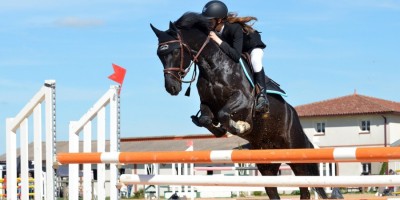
[194,166,259,171]
[58,146,400,164]
[120,174,400,187]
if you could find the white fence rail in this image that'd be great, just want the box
[6,80,56,200]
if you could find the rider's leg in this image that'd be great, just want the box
[251,48,269,113]
[254,69,269,113]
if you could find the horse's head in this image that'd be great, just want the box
[151,12,210,95]
[150,22,192,95]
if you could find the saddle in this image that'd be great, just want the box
[241,53,287,97]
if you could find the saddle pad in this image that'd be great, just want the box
[240,58,287,97]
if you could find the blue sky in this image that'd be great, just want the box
[1,0,399,155]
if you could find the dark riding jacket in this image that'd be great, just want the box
[218,21,266,62]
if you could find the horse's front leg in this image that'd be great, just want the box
[217,91,252,135]
[191,103,227,137]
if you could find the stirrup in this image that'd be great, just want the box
[255,94,269,113]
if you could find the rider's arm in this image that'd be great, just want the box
[219,23,243,62]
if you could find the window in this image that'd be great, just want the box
[322,163,335,176]
[360,120,370,132]
[362,163,371,175]
[316,122,325,133]
[237,163,249,176]
[146,164,155,175]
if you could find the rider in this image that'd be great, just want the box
[202,0,269,113]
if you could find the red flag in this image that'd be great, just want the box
[108,63,126,94]
[186,140,193,151]
[108,63,126,85]
[186,140,193,147]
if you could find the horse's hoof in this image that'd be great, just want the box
[213,131,227,138]
[199,115,212,126]
[191,116,202,127]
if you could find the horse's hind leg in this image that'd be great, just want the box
[289,163,328,199]
[257,163,281,199]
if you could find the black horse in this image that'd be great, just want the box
[151,12,329,199]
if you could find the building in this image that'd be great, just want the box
[295,92,400,175]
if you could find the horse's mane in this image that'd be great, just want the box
[174,12,210,34]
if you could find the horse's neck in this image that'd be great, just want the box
[182,29,227,66]
[200,47,237,71]
[183,30,248,86]
[197,50,222,75]
[190,40,220,72]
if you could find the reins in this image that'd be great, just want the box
[158,31,210,84]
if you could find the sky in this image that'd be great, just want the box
[0,0,399,155]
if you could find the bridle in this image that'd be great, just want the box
[158,30,210,83]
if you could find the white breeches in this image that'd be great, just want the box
[250,48,264,73]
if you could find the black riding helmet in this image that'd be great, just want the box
[201,0,228,19]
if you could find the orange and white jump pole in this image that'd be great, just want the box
[57,146,400,164]
[120,174,400,187]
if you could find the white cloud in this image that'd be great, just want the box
[54,16,105,28]
[375,1,400,10]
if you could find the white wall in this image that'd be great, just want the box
[299,114,395,176]
[337,163,362,176]
[301,115,386,147]
[388,115,400,145]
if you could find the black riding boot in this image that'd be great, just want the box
[254,68,270,113]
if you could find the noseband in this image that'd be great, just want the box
[158,31,210,83]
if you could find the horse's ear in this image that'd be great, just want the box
[150,23,163,38]
[169,21,178,32]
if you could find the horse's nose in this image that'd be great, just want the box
[170,86,178,95]
[166,85,179,96]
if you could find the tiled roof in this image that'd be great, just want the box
[120,134,247,152]
[295,93,400,117]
